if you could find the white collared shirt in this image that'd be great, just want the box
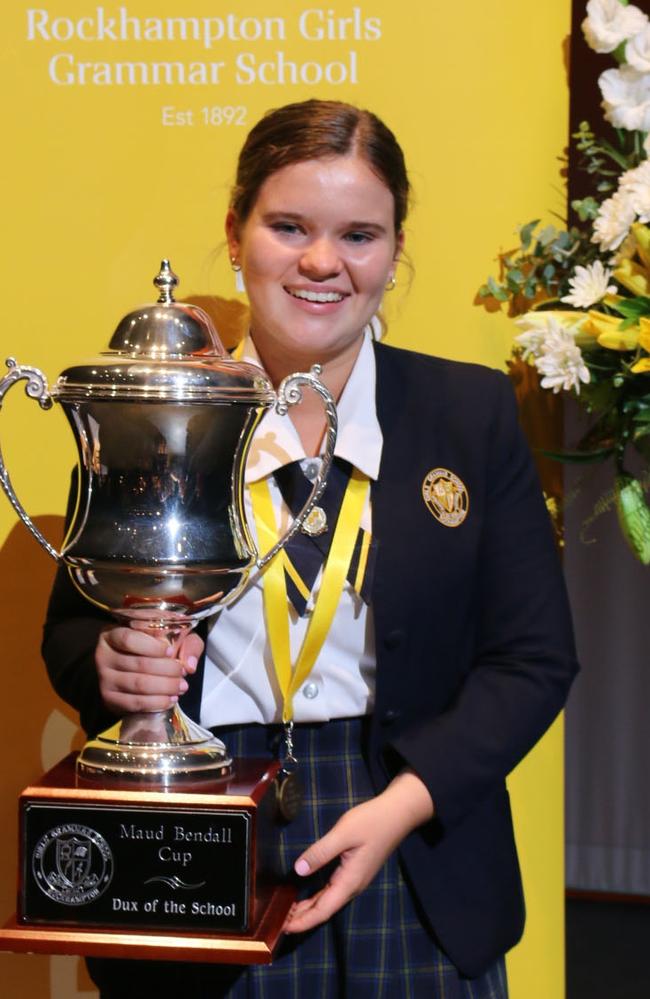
[200,331,382,726]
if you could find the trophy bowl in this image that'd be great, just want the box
[0,261,337,782]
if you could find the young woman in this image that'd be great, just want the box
[43,100,578,998]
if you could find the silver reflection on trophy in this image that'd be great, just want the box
[0,261,337,782]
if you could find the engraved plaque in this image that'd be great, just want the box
[0,754,293,963]
[22,803,251,933]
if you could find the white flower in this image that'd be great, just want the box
[592,163,650,253]
[583,0,647,54]
[626,24,650,71]
[560,260,617,308]
[514,312,585,362]
[592,189,636,251]
[533,320,591,395]
[599,65,650,132]
[619,159,650,222]
[611,229,638,265]
[514,314,549,360]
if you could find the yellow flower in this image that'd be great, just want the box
[612,257,650,296]
[599,329,640,350]
[631,223,650,271]
[583,310,639,350]
[631,318,650,372]
[518,310,590,327]
[583,311,620,336]
[602,293,625,307]
[639,317,650,352]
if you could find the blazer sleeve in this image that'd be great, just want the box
[42,562,116,738]
[386,371,579,829]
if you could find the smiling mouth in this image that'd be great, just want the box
[286,288,346,304]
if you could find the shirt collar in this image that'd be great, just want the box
[242,331,383,483]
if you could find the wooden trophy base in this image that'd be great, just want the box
[0,753,296,964]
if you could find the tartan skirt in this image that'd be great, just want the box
[88,717,508,999]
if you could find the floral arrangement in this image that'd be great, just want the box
[479,0,650,563]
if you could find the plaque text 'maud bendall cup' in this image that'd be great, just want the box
[22,803,252,932]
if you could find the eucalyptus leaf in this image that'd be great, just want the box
[571,196,600,221]
[538,225,557,246]
[487,276,508,302]
[518,220,539,250]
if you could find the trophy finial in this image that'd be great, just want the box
[154,260,179,304]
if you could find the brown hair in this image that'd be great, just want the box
[230,100,409,235]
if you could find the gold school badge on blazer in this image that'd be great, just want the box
[422,468,469,527]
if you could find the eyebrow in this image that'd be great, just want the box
[261,211,388,234]
[261,211,304,223]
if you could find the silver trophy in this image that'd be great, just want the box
[0,261,337,782]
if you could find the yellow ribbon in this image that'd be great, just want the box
[249,468,370,724]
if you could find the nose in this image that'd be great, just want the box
[299,237,343,280]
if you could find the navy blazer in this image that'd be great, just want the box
[366,343,577,974]
[42,342,578,977]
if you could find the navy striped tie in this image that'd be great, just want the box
[273,457,374,616]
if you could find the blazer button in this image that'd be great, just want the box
[380,708,401,726]
[383,630,404,650]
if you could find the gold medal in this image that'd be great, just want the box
[422,468,469,527]
[275,769,304,823]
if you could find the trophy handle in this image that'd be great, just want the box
[0,358,62,563]
[256,364,338,571]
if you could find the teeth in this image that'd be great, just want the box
[289,288,344,303]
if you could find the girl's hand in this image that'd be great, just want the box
[284,768,434,934]
[95,625,204,716]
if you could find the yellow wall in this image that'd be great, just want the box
[0,3,570,996]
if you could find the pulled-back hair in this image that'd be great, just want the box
[230,100,409,234]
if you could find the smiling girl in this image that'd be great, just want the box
[44,100,578,998]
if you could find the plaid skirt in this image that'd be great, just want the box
[88,718,508,999]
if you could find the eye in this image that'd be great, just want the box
[270,221,303,236]
[344,230,375,245]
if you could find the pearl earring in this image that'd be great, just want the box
[230,257,246,294]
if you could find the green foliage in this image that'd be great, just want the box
[479,221,596,311]
[477,112,650,559]
[571,196,600,222]
[479,122,646,314]
[572,120,643,182]
[610,296,650,329]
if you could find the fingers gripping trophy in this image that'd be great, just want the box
[0,261,337,961]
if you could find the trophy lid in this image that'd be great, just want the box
[52,261,274,403]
